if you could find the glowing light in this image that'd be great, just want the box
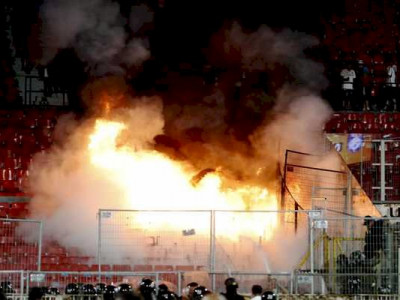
[88,119,278,240]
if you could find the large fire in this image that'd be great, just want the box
[88,119,278,240]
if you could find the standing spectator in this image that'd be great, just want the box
[251,285,263,300]
[28,287,44,300]
[340,64,357,110]
[221,278,244,300]
[385,63,397,110]
[355,60,372,111]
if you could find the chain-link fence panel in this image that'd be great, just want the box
[304,216,400,295]
[0,270,25,298]
[98,210,212,271]
[283,149,379,218]
[214,211,311,273]
[0,218,42,271]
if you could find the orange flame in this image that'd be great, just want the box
[88,119,278,240]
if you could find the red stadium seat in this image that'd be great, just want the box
[361,113,375,125]
[134,265,153,271]
[112,264,132,272]
[175,265,195,271]
[349,122,364,133]
[366,122,381,133]
[155,265,174,271]
[335,121,348,133]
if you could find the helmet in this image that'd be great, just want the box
[49,287,60,295]
[96,283,107,294]
[0,282,14,294]
[193,286,209,300]
[140,278,155,295]
[105,285,117,295]
[261,291,276,300]
[350,250,365,264]
[65,283,79,295]
[187,282,199,288]
[83,284,97,295]
[77,283,85,294]
[117,284,133,294]
[158,284,169,295]
[224,278,238,288]
[185,282,199,299]
[336,254,348,265]
[159,292,176,300]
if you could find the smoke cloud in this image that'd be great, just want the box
[39,0,152,74]
[23,21,339,271]
[225,23,327,89]
[25,98,164,259]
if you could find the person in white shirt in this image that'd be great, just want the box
[385,64,398,110]
[251,285,263,300]
[387,64,397,87]
[340,65,356,110]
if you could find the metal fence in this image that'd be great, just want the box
[327,134,400,204]
[298,215,400,295]
[97,210,314,284]
[0,218,42,271]
[282,149,380,218]
[0,270,25,298]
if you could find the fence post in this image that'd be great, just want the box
[289,272,293,294]
[293,271,298,294]
[309,212,314,295]
[97,210,102,277]
[360,139,363,189]
[177,271,182,296]
[38,221,43,271]
[20,271,24,298]
[26,271,30,297]
[380,139,386,202]
[398,248,400,295]
[155,273,159,287]
[210,210,216,291]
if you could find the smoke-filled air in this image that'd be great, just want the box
[22,7,336,272]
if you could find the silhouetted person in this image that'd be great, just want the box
[221,278,244,300]
[29,287,44,300]
[363,216,384,259]
[251,285,262,300]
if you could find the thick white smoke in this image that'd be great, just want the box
[40,0,152,74]
[251,87,333,164]
[26,98,164,259]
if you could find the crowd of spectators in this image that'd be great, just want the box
[322,1,400,111]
